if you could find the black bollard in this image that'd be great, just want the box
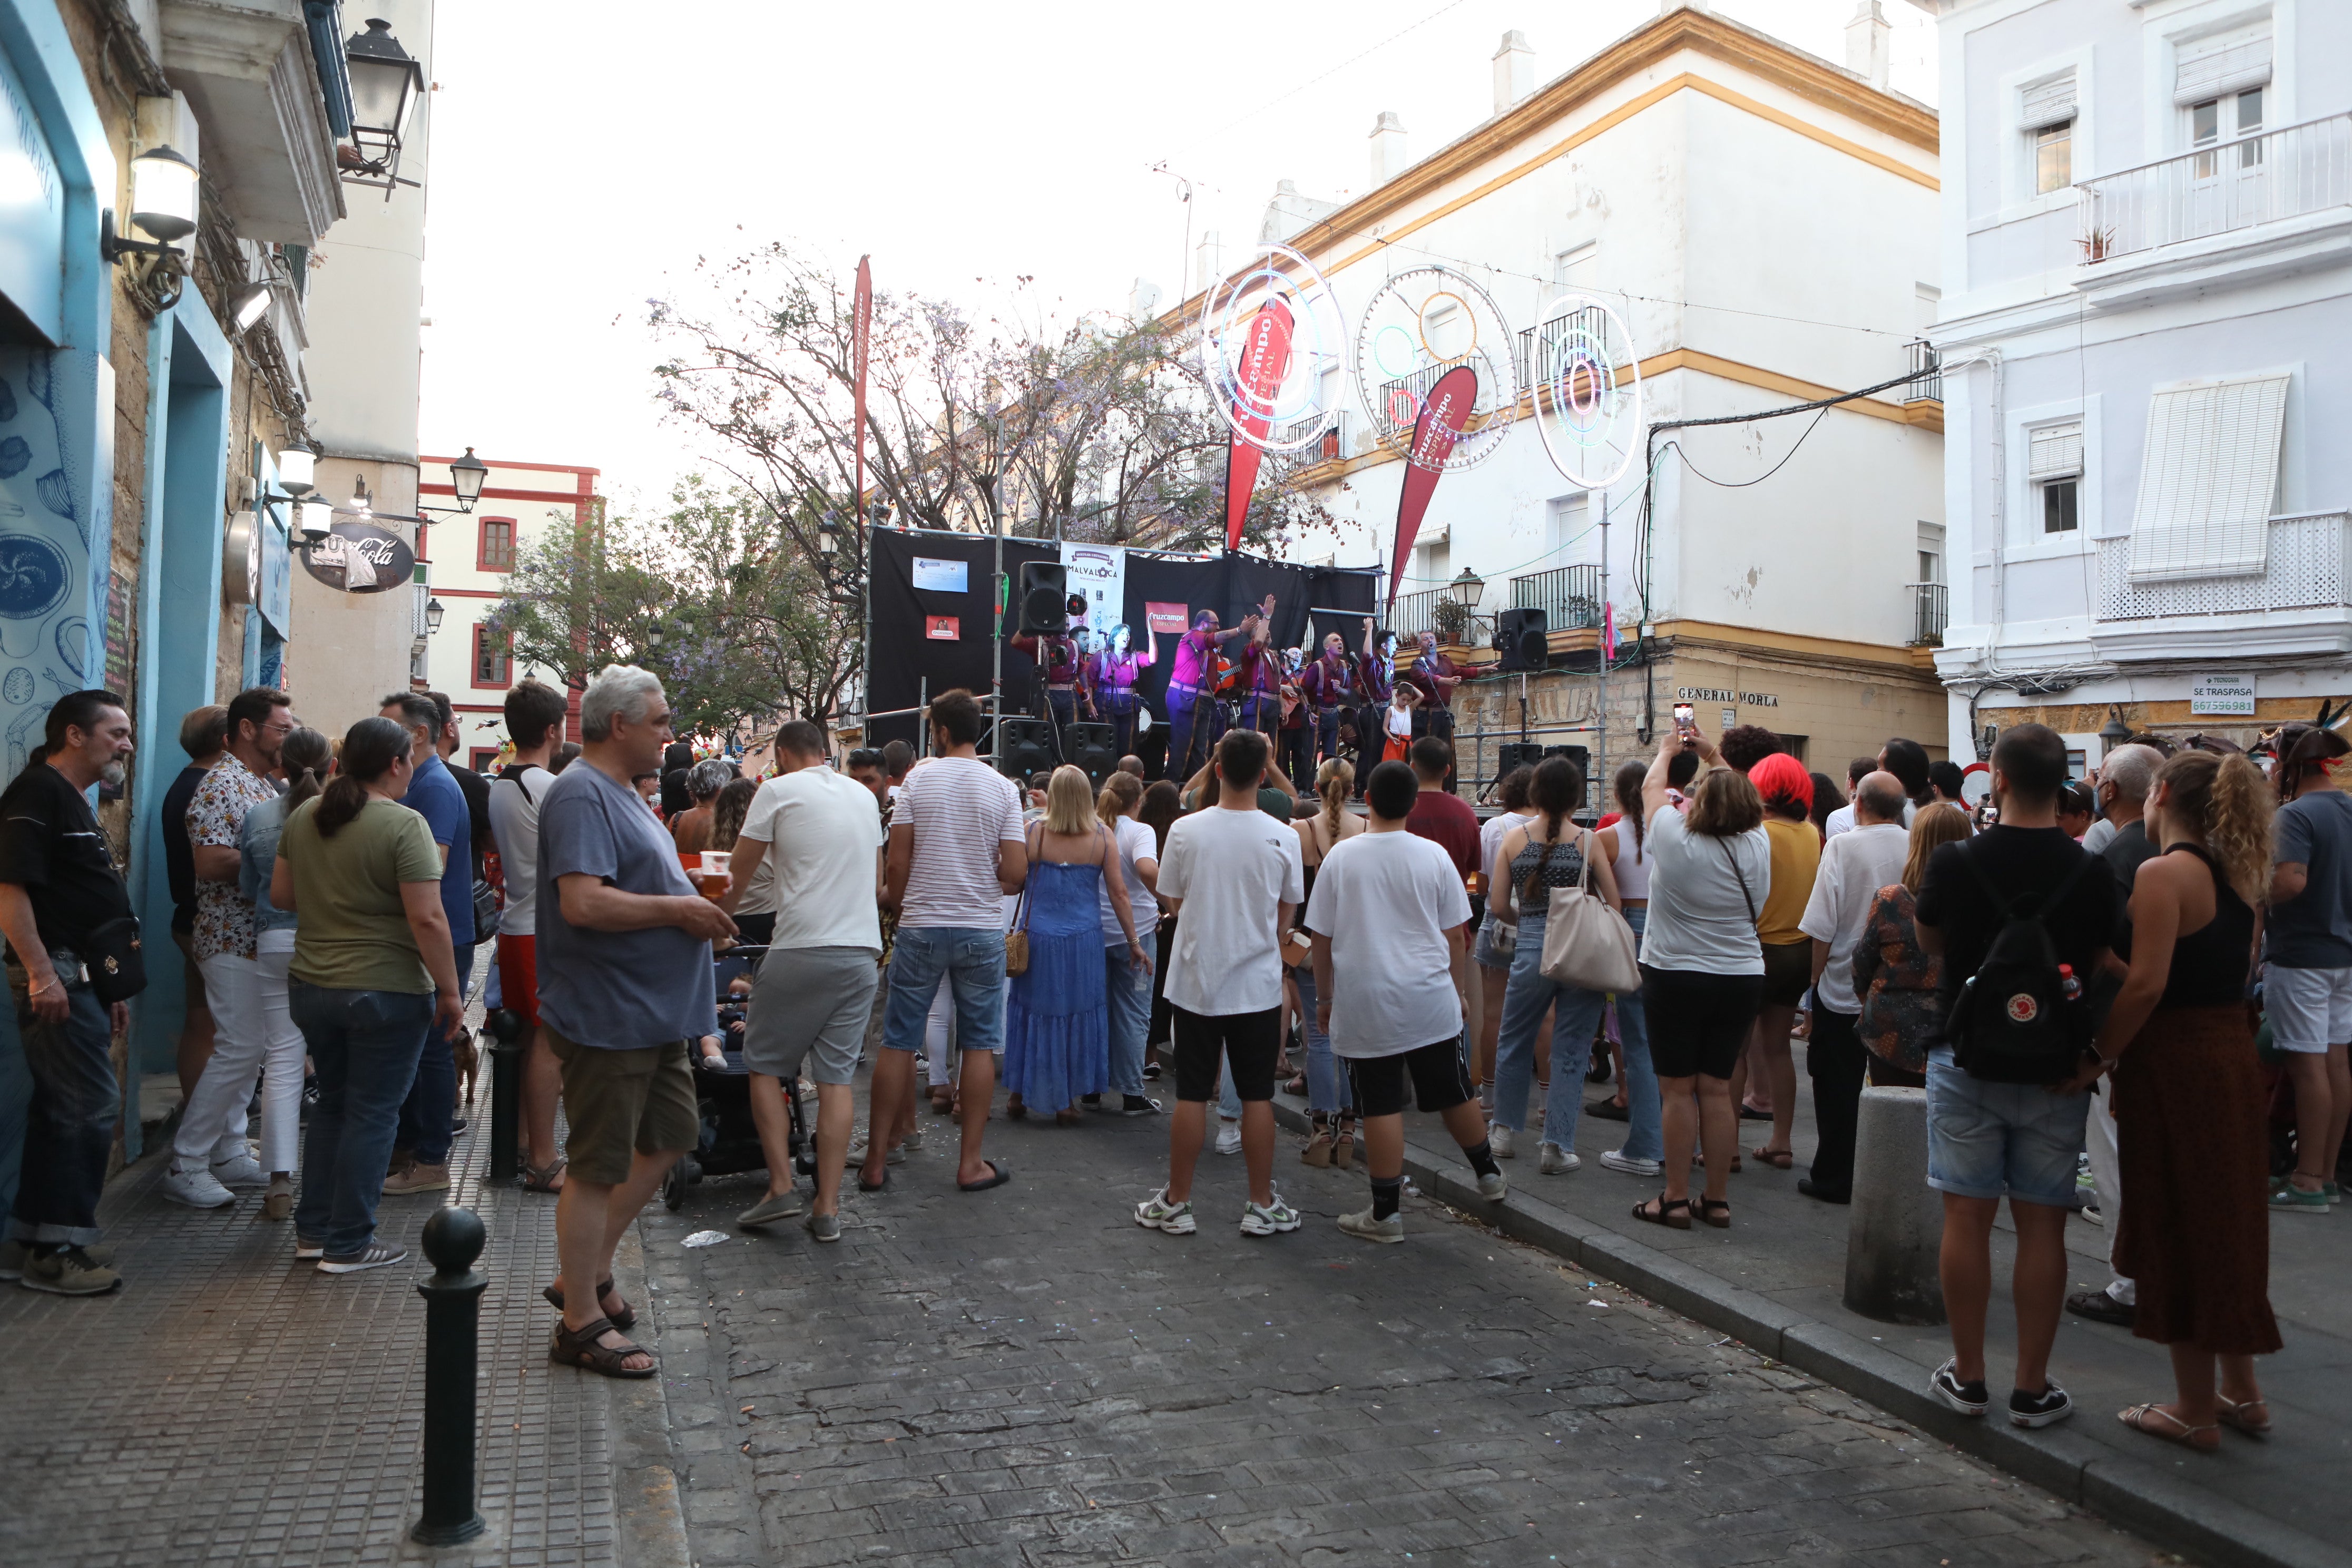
[485,1007,524,1182]
[412,1206,489,1546]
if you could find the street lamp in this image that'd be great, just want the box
[298,498,333,546]
[2099,711,2132,750]
[817,513,839,555]
[102,144,201,311]
[277,446,316,497]
[448,447,487,513]
[344,17,426,194]
[1447,567,1484,609]
[424,597,445,633]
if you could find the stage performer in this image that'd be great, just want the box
[1158,597,1271,782]
[1354,619,1399,796]
[1010,616,1089,762]
[1092,623,1155,759]
[1235,618,1286,738]
[1277,648,1312,794]
[1405,629,1462,754]
[1302,630,1357,775]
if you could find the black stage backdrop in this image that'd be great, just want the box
[866,527,1379,757]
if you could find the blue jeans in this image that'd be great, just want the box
[292,984,433,1257]
[1293,962,1345,1113]
[6,966,115,1247]
[1493,911,1609,1149]
[1105,929,1156,1096]
[884,927,1006,1057]
[396,940,473,1164]
[1163,695,1222,781]
[1611,909,1664,1163]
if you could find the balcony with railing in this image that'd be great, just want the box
[2095,513,2349,623]
[1389,585,1449,644]
[1908,582,1947,646]
[1510,564,1603,631]
[2079,112,2352,262]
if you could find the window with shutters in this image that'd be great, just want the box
[473,623,513,688]
[2030,422,2084,535]
[2175,25,2270,174]
[477,516,516,571]
[2019,70,2077,195]
[2125,373,2290,583]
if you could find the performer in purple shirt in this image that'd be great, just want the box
[1234,619,1285,737]
[1354,618,1398,793]
[1157,596,1271,781]
[1302,629,1357,774]
[1091,622,1155,758]
[1405,628,1462,764]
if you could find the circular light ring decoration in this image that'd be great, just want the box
[1530,291,1643,489]
[1350,265,1520,472]
[1199,242,1348,454]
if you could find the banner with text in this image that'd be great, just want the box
[1387,364,1479,615]
[1222,297,1295,553]
[1061,541,1128,635]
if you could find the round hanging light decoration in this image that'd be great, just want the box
[1529,291,1643,489]
[1198,242,1348,454]
[1350,264,1520,472]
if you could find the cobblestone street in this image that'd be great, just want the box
[636,1091,2173,1568]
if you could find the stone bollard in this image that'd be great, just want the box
[413,1206,489,1546]
[1843,1086,1946,1326]
[485,1008,524,1182]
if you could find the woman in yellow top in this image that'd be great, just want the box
[1734,753,1819,1169]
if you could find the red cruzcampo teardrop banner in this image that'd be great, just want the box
[1222,296,1296,553]
[1387,364,1479,614]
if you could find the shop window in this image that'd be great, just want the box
[473,624,512,688]
[471,747,501,773]
[478,516,516,571]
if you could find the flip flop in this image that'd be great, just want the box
[957,1160,1012,1192]
[857,1168,889,1193]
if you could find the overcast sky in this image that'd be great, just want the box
[416,1,1935,517]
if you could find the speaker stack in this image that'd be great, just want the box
[1494,742,1595,783]
[994,718,1054,779]
[1066,722,1116,785]
[1493,607,1549,671]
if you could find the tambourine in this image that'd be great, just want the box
[1136,705,1153,736]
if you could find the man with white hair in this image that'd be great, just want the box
[538,667,733,1380]
[2080,743,2160,855]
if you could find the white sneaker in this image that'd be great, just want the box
[1214,1121,1242,1155]
[1134,1188,1196,1235]
[1337,1206,1405,1243]
[210,1154,266,1189]
[1476,1170,1509,1202]
[162,1164,236,1209]
[1239,1196,1300,1236]
[1538,1144,1580,1175]
[1487,1124,1515,1159]
[1600,1148,1663,1176]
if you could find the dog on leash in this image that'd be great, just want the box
[452,1030,479,1106]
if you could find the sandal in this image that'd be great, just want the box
[1006,1095,1027,1121]
[542,1278,634,1330]
[1302,1116,1334,1168]
[2217,1396,2272,1437]
[1750,1145,1794,1170]
[1055,1108,1083,1127]
[1696,1197,1731,1229]
[521,1157,567,1194]
[2119,1404,2219,1451]
[929,1089,955,1115]
[1282,1074,1308,1097]
[550,1316,655,1379]
[1632,1194,1692,1230]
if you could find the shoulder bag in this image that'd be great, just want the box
[1536,829,1642,994]
[1005,829,1037,976]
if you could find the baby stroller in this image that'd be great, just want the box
[662,945,816,1210]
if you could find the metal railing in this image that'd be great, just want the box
[1905,340,1941,405]
[2095,513,2350,621]
[2080,111,2352,262]
[1510,563,1603,630]
[1389,585,1452,643]
[1514,305,1615,393]
[1908,581,1947,646]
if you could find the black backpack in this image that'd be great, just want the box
[1944,843,2104,1084]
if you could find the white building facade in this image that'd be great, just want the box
[1916,0,2351,759]
[1182,4,1952,780]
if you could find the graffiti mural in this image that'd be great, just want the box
[0,344,89,777]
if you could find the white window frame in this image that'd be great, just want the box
[1544,492,1588,565]
[2141,1,2294,158]
[2006,395,2103,559]
[1995,47,2096,220]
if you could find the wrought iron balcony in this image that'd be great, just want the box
[1908,582,1947,646]
[1510,564,1603,631]
[2079,112,2352,262]
[1905,341,1941,405]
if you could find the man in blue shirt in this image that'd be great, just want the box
[381,691,475,1194]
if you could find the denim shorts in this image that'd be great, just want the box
[2263,964,2352,1053]
[1923,1048,2089,1208]
[1473,916,1513,971]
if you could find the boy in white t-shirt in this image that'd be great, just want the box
[1307,759,1506,1242]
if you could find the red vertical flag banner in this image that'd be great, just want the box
[1388,364,1479,614]
[1221,297,1296,553]
[852,254,873,538]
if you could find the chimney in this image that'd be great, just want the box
[1194,230,1222,296]
[1846,0,1892,91]
[1492,31,1535,117]
[1368,111,1409,187]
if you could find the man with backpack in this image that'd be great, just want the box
[488,680,570,1193]
[1914,723,2117,1429]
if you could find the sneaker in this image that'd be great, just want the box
[1476,1171,1509,1202]
[1214,1121,1242,1156]
[1142,1061,1162,1081]
[294,1235,327,1261]
[210,1154,267,1189]
[2009,1380,2074,1428]
[2328,1180,2343,1204]
[1600,1148,1662,1177]
[1240,1196,1301,1236]
[902,1124,925,1152]
[2077,1201,2104,1228]
[0,1238,25,1280]
[1538,1144,1579,1175]
[1337,1206,1405,1244]
[1134,1188,1196,1235]
[1930,1358,1989,1418]
[737,1189,805,1226]
[2269,1182,2329,1214]
[382,1161,449,1196]
[1487,1124,1515,1159]
[161,1164,236,1209]
[318,1242,407,1275]
[19,1245,122,1296]
[1116,1095,1161,1116]
[805,1211,842,1243]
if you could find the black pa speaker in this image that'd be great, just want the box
[1494,607,1549,671]
[1066,722,1115,785]
[1546,744,1592,784]
[995,718,1054,779]
[1496,742,1545,777]
[1018,563,1069,634]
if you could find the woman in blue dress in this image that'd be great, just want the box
[1006,766,1150,1124]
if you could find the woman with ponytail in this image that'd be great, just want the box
[236,726,331,1218]
[1293,759,1364,1163]
[2081,749,2280,1450]
[270,716,464,1275]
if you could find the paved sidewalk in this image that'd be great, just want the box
[1322,1042,2352,1568]
[0,1066,676,1565]
[626,1073,2163,1567]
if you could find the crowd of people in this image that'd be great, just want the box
[1,667,2344,1452]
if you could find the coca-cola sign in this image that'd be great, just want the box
[300,520,416,594]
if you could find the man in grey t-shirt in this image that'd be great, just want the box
[2266,727,2352,1212]
[538,666,733,1380]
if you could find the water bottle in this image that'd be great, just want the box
[2059,963,2082,1002]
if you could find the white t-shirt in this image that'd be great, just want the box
[1640,808,1771,975]
[1796,822,1910,1013]
[2081,817,2118,854]
[737,766,885,952]
[1479,809,1536,891]
[893,757,1024,929]
[1096,815,1158,942]
[1822,803,1856,839]
[485,766,558,935]
[1158,805,1305,1015]
[1306,830,1472,1058]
